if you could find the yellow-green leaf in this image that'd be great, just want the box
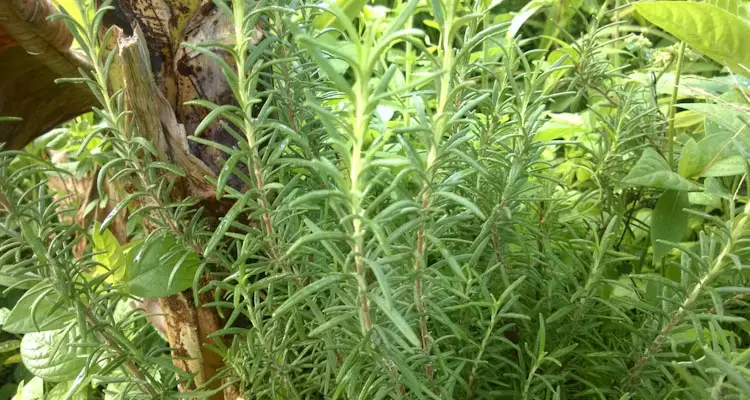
[313,0,368,32]
[633,2,750,73]
[678,138,702,178]
[91,224,126,283]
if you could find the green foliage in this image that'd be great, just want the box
[2,0,750,398]
[623,148,701,191]
[650,189,689,261]
[634,1,750,73]
[122,233,200,298]
[20,328,88,382]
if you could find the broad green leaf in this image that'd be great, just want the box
[3,282,73,334]
[702,155,747,177]
[20,329,87,382]
[123,234,200,298]
[622,149,700,191]
[13,377,43,400]
[680,103,748,137]
[633,2,750,73]
[679,103,750,171]
[709,0,750,19]
[534,112,585,142]
[0,308,9,326]
[673,110,705,129]
[45,380,88,400]
[629,72,735,98]
[0,340,20,353]
[705,177,733,200]
[678,138,702,178]
[651,190,690,261]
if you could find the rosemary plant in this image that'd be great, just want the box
[1,0,749,398]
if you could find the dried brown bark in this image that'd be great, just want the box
[0,0,96,150]
[115,24,235,400]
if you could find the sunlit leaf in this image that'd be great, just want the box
[633,2,750,73]
[20,328,87,382]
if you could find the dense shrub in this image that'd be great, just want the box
[0,0,749,398]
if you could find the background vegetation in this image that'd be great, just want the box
[1,0,749,398]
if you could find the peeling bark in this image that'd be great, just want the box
[116,24,231,399]
[0,0,95,150]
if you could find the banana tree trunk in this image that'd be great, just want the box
[0,0,95,149]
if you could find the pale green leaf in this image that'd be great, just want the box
[91,224,126,282]
[0,340,20,353]
[633,2,750,73]
[0,308,9,326]
[20,329,87,382]
[45,381,88,400]
[13,377,43,400]
[507,0,554,39]
[313,0,367,32]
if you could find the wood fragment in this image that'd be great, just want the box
[0,0,95,150]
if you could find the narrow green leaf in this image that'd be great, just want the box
[100,192,144,233]
[703,346,750,393]
[204,190,253,256]
[273,275,342,317]
[285,231,349,259]
[371,295,420,347]
[308,314,351,337]
[434,191,486,219]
